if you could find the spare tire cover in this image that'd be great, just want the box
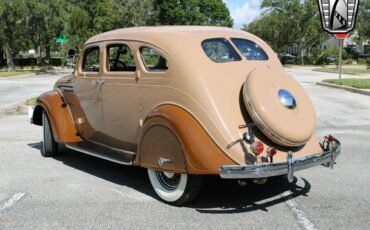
[243,67,316,147]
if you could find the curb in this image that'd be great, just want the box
[0,103,34,116]
[316,82,370,96]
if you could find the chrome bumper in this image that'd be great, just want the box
[220,139,341,182]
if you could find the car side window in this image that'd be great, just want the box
[82,47,100,72]
[107,44,136,72]
[140,47,168,71]
[231,38,268,60]
[201,38,241,63]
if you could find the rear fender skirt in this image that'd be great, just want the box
[136,105,236,174]
[32,90,82,143]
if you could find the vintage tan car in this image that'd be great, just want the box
[31,26,341,205]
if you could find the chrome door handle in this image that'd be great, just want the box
[92,80,106,85]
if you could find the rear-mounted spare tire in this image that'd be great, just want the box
[242,67,316,147]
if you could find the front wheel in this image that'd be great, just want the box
[42,111,59,157]
[147,169,203,205]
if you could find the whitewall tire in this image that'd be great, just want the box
[147,169,203,205]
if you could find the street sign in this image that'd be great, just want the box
[334,33,349,39]
[317,0,360,80]
[56,35,68,43]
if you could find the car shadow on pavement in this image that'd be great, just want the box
[189,176,311,214]
[28,142,156,199]
[28,142,42,151]
[28,142,311,212]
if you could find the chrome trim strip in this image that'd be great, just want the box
[61,86,74,92]
[243,82,304,146]
[65,144,133,166]
[219,139,341,179]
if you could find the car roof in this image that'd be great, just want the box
[84,26,260,47]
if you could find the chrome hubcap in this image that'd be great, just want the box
[155,171,181,190]
[278,89,296,109]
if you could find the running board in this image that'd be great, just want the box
[65,142,134,166]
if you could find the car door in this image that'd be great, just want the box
[134,43,171,122]
[63,44,107,144]
[99,41,140,153]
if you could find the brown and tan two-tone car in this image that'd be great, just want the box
[31,26,341,205]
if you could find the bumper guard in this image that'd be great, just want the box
[220,139,341,182]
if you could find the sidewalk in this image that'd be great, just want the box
[316,82,370,96]
[0,68,72,114]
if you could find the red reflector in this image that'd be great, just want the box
[326,135,334,142]
[267,147,277,156]
[252,142,264,155]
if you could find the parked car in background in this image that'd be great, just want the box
[278,53,295,64]
[326,55,336,63]
[31,26,341,205]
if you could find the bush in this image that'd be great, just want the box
[2,58,64,67]
[303,55,315,65]
[49,58,63,66]
[316,53,329,65]
[366,58,370,67]
[14,58,37,66]
[345,58,355,64]
[358,58,366,65]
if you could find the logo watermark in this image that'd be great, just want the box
[317,0,360,34]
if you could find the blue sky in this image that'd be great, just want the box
[223,0,262,29]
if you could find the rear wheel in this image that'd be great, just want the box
[147,169,203,205]
[42,111,58,157]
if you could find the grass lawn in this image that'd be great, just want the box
[25,97,38,106]
[0,71,33,77]
[322,79,370,89]
[313,67,370,75]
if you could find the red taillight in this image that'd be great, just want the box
[267,147,277,156]
[251,142,264,155]
[326,135,334,142]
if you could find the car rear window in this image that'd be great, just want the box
[231,38,268,60]
[201,38,241,63]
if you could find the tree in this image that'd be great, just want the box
[244,0,328,64]
[0,0,29,70]
[65,0,156,50]
[117,0,156,27]
[66,6,90,52]
[26,0,66,64]
[153,0,233,27]
[0,1,5,65]
[244,12,292,52]
[357,0,370,40]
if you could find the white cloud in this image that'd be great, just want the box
[224,0,262,29]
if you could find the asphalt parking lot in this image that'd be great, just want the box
[0,68,369,229]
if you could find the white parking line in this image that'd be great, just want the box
[281,191,317,230]
[0,193,26,216]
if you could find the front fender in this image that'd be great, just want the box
[32,90,82,143]
[136,105,237,174]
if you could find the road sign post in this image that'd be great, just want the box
[339,38,343,79]
[335,33,348,80]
